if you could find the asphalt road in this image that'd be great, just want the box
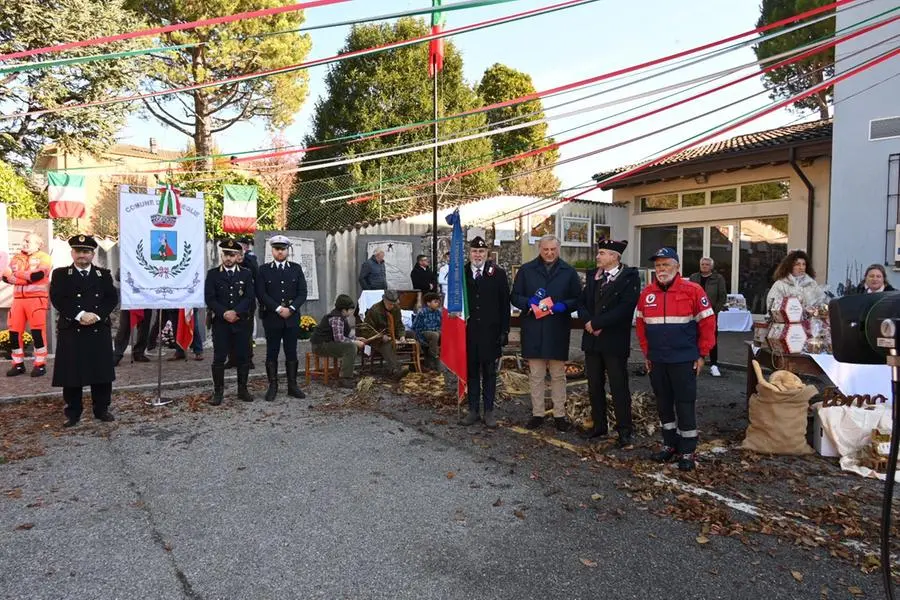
[0,370,886,600]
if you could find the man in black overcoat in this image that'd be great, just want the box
[460,236,510,429]
[206,240,255,405]
[577,238,641,448]
[410,254,437,294]
[256,235,308,401]
[50,235,118,427]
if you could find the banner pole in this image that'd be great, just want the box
[145,309,174,406]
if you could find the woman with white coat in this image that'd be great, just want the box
[766,250,826,312]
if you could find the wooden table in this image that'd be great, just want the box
[744,341,830,404]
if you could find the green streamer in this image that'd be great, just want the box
[0,43,200,75]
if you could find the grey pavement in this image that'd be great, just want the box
[0,373,884,600]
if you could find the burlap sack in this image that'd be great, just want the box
[742,382,818,455]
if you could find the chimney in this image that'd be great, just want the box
[149,138,158,154]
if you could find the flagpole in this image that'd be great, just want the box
[431,55,439,272]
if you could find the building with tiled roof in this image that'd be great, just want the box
[592,119,833,314]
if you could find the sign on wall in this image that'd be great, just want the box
[262,235,320,300]
[119,187,206,309]
[367,240,413,290]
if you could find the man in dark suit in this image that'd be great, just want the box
[460,236,510,429]
[410,254,437,294]
[577,238,641,448]
[205,239,255,405]
[256,235,308,401]
[50,235,118,428]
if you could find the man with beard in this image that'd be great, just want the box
[636,247,715,471]
[459,237,510,429]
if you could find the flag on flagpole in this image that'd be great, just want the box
[47,172,86,218]
[129,309,145,329]
[222,184,258,234]
[176,308,194,353]
[440,209,467,398]
[428,0,445,77]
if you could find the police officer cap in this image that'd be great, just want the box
[219,239,242,253]
[597,238,628,254]
[269,234,291,248]
[648,247,679,263]
[469,236,488,249]
[238,236,254,245]
[68,234,98,250]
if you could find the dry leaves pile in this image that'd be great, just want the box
[565,390,658,437]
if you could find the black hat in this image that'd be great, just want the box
[469,236,488,249]
[334,294,355,311]
[219,239,242,253]
[597,238,628,254]
[68,234,98,250]
[238,236,254,245]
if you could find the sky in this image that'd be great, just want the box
[118,0,818,201]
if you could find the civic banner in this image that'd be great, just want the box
[118,186,206,310]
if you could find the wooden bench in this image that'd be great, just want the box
[305,352,340,385]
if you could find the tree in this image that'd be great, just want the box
[171,172,280,239]
[251,132,297,228]
[125,0,313,171]
[754,0,834,119]
[0,160,39,218]
[0,0,149,170]
[290,18,499,230]
[476,63,560,195]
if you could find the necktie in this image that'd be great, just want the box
[597,271,608,286]
[227,270,234,279]
[475,268,482,280]
[80,269,88,278]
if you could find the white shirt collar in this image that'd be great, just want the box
[605,265,621,278]
[225,266,236,273]
[471,263,485,274]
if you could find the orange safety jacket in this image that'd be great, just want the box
[2,250,51,298]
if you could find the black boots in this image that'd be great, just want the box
[285,361,305,399]
[210,365,225,406]
[237,365,253,402]
[6,363,25,377]
[265,361,278,402]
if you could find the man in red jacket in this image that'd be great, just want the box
[635,247,715,471]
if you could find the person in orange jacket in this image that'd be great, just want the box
[2,232,52,376]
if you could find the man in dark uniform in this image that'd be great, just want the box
[460,236,510,429]
[224,235,259,369]
[257,235,308,401]
[205,239,255,405]
[410,254,437,294]
[50,235,118,427]
[577,239,641,449]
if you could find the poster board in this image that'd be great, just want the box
[262,235,320,300]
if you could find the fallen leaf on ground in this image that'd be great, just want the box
[6,488,22,498]
[591,493,603,501]
[848,586,864,596]
[579,558,598,568]
[791,571,803,583]
[15,523,34,530]
[514,509,526,520]
[492,497,502,507]
[446,472,455,480]
[695,535,710,544]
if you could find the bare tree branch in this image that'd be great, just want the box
[141,98,193,136]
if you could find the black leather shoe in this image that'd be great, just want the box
[6,363,25,377]
[133,354,151,363]
[581,427,608,440]
[96,412,115,422]
[677,453,696,471]
[617,433,635,450]
[651,445,677,463]
[525,416,544,430]
[114,356,122,367]
[30,365,46,377]
[63,419,79,428]
[554,417,572,432]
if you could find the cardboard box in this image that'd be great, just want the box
[811,408,839,457]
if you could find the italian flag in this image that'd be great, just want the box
[222,184,258,234]
[428,0,444,77]
[47,172,86,218]
[176,308,194,353]
[440,209,467,398]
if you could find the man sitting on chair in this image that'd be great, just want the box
[358,289,409,380]
[413,292,442,369]
[310,294,365,389]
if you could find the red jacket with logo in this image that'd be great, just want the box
[635,274,716,363]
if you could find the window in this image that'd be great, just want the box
[711,188,737,204]
[639,225,677,265]
[741,180,790,202]
[738,216,788,313]
[640,194,678,212]
[682,192,706,207]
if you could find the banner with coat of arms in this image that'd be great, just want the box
[119,185,206,310]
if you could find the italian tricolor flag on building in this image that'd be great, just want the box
[440,209,467,398]
[47,172,86,218]
[222,184,258,234]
